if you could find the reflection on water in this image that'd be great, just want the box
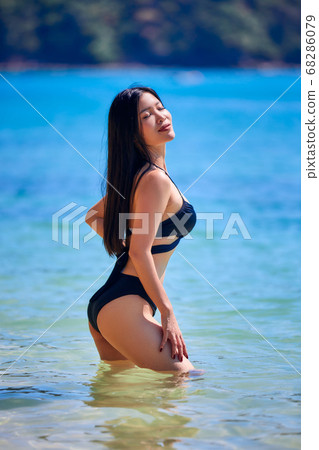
[85,362,201,448]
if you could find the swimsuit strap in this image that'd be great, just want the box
[151,163,184,201]
[132,162,153,197]
[151,236,182,254]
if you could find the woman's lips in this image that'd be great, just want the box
[158,124,171,132]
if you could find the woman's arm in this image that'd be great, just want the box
[85,195,107,238]
[128,170,188,362]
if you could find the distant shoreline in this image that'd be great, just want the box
[0,60,300,72]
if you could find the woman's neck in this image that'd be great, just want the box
[149,144,166,170]
[152,158,166,171]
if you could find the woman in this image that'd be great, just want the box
[86,86,197,374]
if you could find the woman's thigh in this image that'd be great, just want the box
[88,321,135,365]
[97,295,195,373]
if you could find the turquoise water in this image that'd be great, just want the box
[0,68,300,448]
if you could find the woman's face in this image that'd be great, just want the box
[138,92,175,147]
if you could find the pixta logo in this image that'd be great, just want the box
[52,202,96,249]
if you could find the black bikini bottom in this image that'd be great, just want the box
[87,252,157,333]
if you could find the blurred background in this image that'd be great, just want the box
[0,0,300,69]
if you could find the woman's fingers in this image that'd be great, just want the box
[177,336,183,361]
[170,336,177,359]
[167,335,180,360]
[160,313,188,361]
[182,339,189,359]
[163,333,188,361]
[160,330,168,352]
[172,335,184,362]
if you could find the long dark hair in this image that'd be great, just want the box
[102,86,164,257]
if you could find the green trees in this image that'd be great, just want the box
[0,0,300,67]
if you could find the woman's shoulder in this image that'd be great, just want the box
[132,163,170,197]
[136,163,169,184]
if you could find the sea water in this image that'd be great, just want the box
[0,68,300,448]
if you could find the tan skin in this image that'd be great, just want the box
[86,93,195,373]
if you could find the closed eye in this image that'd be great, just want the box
[143,106,166,119]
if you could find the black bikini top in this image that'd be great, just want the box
[127,162,196,254]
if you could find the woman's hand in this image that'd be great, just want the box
[160,310,189,362]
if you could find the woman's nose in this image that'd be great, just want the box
[156,111,166,121]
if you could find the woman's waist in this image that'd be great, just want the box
[120,254,169,281]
